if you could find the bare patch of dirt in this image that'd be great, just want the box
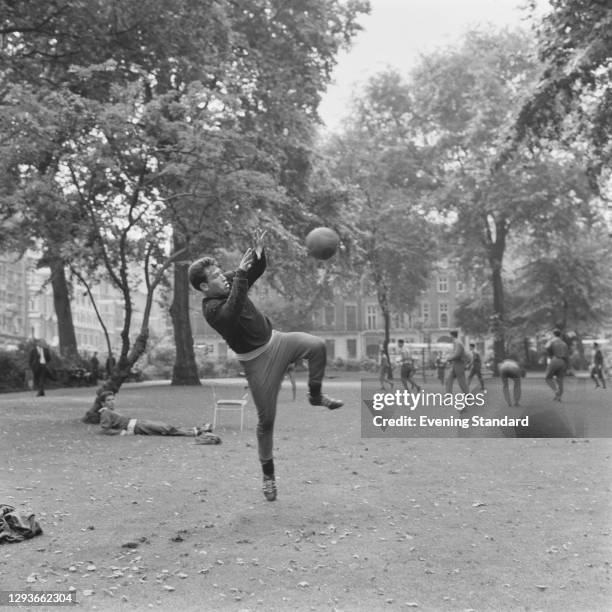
[1,377,610,611]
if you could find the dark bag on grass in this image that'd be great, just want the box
[0,504,43,544]
[194,433,222,445]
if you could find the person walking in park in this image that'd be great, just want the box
[188,229,342,503]
[467,343,485,391]
[499,358,525,408]
[98,391,219,440]
[445,330,469,395]
[397,339,421,392]
[590,342,607,389]
[544,328,570,401]
[28,339,52,397]
[379,348,394,390]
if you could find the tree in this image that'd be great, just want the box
[162,0,370,384]
[406,28,599,368]
[0,84,97,359]
[1,0,370,385]
[497,1,612,189]
[325,71,437,356]
[516,228,612,334]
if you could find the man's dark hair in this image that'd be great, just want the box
[553,328,561,337]
[450,330,458,338]
[99,390,114,404]
[594,342,599,348]
[397,339,404,345]
[188,256,217,291]
[469,343,475,348]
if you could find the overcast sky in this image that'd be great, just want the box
[319,0,548,130]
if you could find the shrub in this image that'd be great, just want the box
[198,361,217,378]
[360,357,378,373]
[0,350,27,393]
[218,358,242,378]
[344,359,362,372]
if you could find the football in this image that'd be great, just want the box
[305,227,340,260]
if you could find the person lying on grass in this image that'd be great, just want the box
[97,391,219,442]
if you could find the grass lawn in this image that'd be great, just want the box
[0,374,611,611]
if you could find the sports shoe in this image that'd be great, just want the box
[262,476,277,502]
[195,432,222,445]
[195,423,213,436]
[308,394,344,410]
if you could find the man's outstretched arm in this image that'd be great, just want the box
[247,229,267,287]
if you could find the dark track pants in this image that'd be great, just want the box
[241,331,326,462]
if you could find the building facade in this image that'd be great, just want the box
[0,254,29,349]
[309,264,470,363]
[190,263,474,363]
[0,252,169,357]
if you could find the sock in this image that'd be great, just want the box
[261,459,274,478]
[308,383,321,398]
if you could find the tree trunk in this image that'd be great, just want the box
[49,256,79,360]
[490,261,505,372]
[483,215,508,376]
[523,337,530,365]
[170,258,201,385]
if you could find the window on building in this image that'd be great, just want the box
[324,305,335,327]
[438,276,449,292]
[392,312,400,329]
[422,302,430,323]
[325,339,336,360]
[366,304,377,330]
[311,309,322,327]
[439,303,449,328]
[345,304,357,331]
[347,338,357,359]
[456,280,465,292]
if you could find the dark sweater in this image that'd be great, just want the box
[99,408,130,434]
[202,249,273,354]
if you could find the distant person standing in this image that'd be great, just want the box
[590,342,606,389]
[499,358,525,408]
[467,343,485,391]
[90,352,100,384]
[434,352,446,386]
[445,331,469,395]
[397,339,421,392]
[544,328,569,401]
[29,339,52,397]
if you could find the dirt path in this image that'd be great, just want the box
[0,376,610,611]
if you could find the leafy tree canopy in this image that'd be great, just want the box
[497,1,612,188]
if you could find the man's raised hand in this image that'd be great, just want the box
[238,247,254,271]
[254,229,267,257]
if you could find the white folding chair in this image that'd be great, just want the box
[211,385,250,431]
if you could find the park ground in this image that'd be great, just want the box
[0,372,611,612]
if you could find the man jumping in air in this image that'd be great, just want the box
[188,230,342,502]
